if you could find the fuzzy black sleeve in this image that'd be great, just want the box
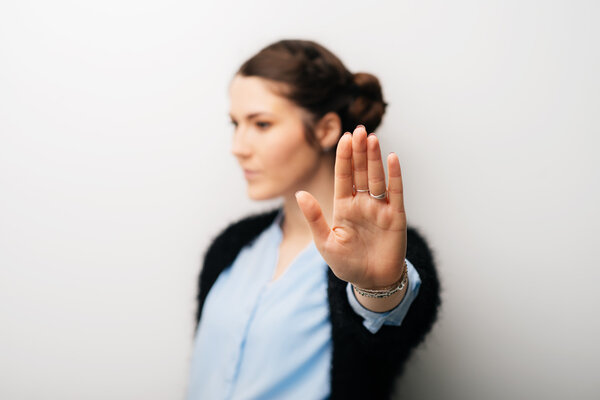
[327,226,441,400]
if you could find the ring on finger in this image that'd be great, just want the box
[353,185,369,193]
[369,191,387,200]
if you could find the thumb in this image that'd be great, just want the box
[295,190,330,246]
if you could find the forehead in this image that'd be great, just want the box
[229,75,298,117]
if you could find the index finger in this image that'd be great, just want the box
[334,132,353,199]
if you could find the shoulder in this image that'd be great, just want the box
[201,207,282,277]
[206,208,281,257]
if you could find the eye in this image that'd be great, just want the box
[256,121,271,130]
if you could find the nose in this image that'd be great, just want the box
[230,126,252,159]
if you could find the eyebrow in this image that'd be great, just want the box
[229,112,275,120]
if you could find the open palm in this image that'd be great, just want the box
[295,125,407,289]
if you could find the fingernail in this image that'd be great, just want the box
[344,131,351,136]
[357,124,365,130]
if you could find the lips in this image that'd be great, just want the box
[243,169,259,179]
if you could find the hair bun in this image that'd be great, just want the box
[353,72,384,102]
[347,72,387,132]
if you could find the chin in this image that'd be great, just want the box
[246,185,278,201]
[246,182,290,201]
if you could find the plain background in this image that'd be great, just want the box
[1,0,598,399]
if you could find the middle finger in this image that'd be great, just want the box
[352,125,368,192]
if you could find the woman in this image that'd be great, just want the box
[187,40,440,400]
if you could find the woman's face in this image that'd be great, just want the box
[229,75,323,200]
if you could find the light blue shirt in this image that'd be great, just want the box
[186,210,421,399]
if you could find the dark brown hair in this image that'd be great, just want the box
[236,39,388,151]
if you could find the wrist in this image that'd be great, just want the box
[352,260,408,297]
[352,276,408,312]
[350,260,409,312]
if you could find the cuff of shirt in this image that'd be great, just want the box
[346,259,422,334]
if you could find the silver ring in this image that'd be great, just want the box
[369,191,387,200]
[353,185,369,193]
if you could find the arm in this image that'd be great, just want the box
[326,229,439,399]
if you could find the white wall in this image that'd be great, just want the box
[1,1,598,399]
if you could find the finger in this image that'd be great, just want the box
[366,134,387,201]
[387,152,405,213]
[295,190,331,245]
[352,125,368,192]
[334,132,353,199]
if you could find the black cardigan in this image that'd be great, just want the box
[195,208,441,400]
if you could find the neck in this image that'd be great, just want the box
[280,155,335,242]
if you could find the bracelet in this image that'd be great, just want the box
[352,260,408,298]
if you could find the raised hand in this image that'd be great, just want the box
[295,125,407,290]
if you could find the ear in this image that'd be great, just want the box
[314,112,342,151]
